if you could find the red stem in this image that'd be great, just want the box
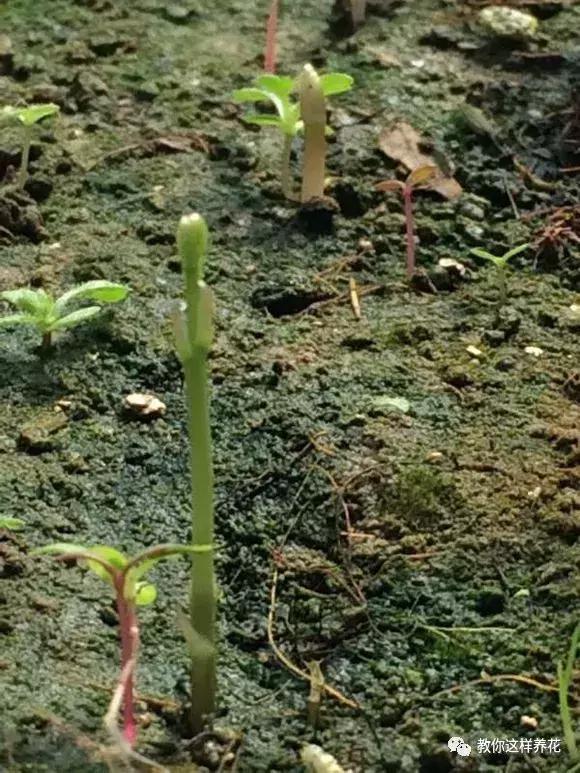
[264,0,279,73]
[403,185,415,278]
[115,578,139,747]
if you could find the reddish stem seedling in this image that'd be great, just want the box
[34,542,194,748]
[264,0,279,74]
[376,165,438,278]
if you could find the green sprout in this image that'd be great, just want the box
[470,243,529,307]
[232,71,353,200]
[0,280,130,350]
[0,517,24,530]
[1,103,60,189]
[173,213,216,733]
[33,542,195,749]
[558,622,580,765]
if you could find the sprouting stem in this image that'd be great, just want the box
[177,214,216,732]
[497,264,507,309]
[299,64,327,203]
[41,331,52,351]
[280,133,293,200]
[17,125,33,189]
[114,579,139,748]
[402,184,415,278]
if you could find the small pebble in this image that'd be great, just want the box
[521,715,538,731]
[124,393,166,419]
[524,346,543,357]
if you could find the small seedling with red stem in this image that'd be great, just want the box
[33,542,196,748]
[376,165,439,278]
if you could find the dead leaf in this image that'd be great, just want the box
[375,179,404,192]
[368,48,402,68]
[153,133,210,155]
[407,164,439,188]
[378,122,462,200]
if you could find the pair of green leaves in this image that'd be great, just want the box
[0,280,129,338]
[232,72,353,137]
[470,243,529,269]
[33,543,195,607]
[1,103,60,128]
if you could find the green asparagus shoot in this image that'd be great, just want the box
[0,280,129,350]
[173,213,216,733]
[470,243,529,307]
[232,70,353,199]
[34,542,195,748]
[2,103,60,189]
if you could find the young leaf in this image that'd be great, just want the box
[50,306,102,331]
[243,114,283,127]
[0,517,24,530]
[135,582,157,606]
[85,545,127,584]
[55,281,129,312]
[17,103,60,127]
[319,73,354,97]
[471,248,500,263]
[232,88,269,103]
[0,314,35,328]
[33,542,93,557]
[255,74,294,98]
[503,243,530,262]
[1,288,51,315]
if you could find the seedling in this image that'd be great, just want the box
[1,103,60,189]
[470,243,529,307]
[0,280,129,350]
[233,69,353,199]
[34,542,195,748]
[0,517,24,530]
[558,622,579,764]
[376,165,439,278]
[233,74,300,199]
[173,214,216,732]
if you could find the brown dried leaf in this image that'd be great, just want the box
[378,122,462,200]
[407,164,439,188]
[375,179,404,192]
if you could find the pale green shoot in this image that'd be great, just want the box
[2,103,60,188]
[470,243,529,307]
[0,280,129,350]
[232,72,353,198]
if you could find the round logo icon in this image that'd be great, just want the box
[448,736,472,757]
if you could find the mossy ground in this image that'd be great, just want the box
[0,0,579,771]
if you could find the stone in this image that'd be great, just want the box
[124,393,167,420]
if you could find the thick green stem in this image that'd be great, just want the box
[183,348,216,731]
[280,134,293,200]
[17,126,32,190]
[177,214,216,733]
[299,65,327,203]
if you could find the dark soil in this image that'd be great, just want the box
[0,0,579,771]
